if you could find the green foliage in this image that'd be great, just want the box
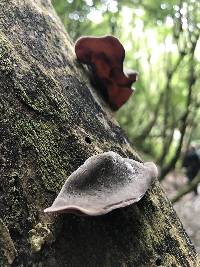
[52,0,200,175]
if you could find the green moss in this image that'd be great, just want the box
[0,33,13,74]
[13,118,69,191]
[15,72,68,117]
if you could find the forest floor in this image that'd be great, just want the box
[161,172,200,253]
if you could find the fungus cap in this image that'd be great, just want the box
[44,152,157,216]
[75,36,138,110]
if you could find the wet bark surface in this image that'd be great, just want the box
[0,0,198,266]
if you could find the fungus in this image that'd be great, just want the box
[44,152,157,216]
[75,36,138,110]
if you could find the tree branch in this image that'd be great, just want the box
[171,174,200,203]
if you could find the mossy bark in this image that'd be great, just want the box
[0,0,198,266]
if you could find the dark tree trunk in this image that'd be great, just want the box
[0,1,198,266]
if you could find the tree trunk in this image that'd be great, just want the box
[0,1,198,266]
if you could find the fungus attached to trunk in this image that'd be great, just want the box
[75,36,138,110]
[44,152,157,216]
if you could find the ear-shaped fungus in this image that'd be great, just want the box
[44,152,157,216]
[75,36,138,110]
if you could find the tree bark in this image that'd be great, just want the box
[0,0,198,266]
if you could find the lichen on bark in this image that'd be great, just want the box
[0,219,17,266]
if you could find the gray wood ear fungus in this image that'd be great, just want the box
[44,151,158,216]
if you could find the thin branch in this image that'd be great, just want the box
[171,174,200,203]
[160,61,196,180]
[134,91,164,141]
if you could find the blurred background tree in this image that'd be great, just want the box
[52,0,200,181]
